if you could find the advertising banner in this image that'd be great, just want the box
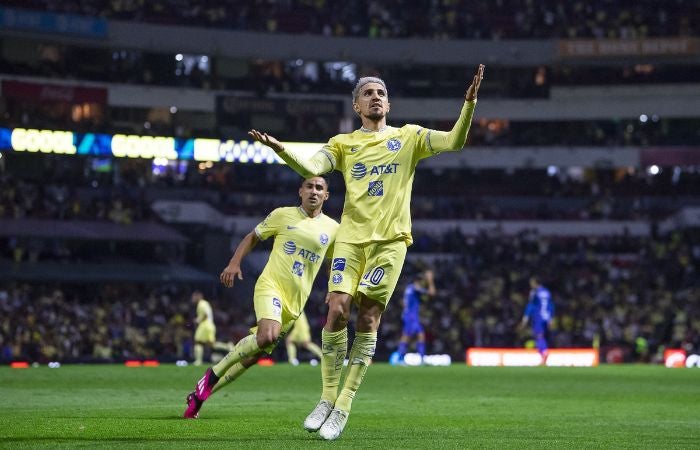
[466,348,599,367]
[558,37,699,58]
[663,349,687,368]
[0,7,107,38]
[2,80,108,104]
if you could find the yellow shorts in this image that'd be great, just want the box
[194,321,216,343]
[328,239,407,307]
[287,312,312,343]
[251,283,299,353]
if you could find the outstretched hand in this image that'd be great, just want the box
[248,129,285,153]
[220,264,243,288]
[465,64,485,102]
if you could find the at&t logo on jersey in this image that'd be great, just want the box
[351,162,399,180]
[368,181,383,196]
[283,241,297,254]
[319,233,329,245]
[351,163,367,180]
[284,240,320,263]
[332,273,343,284]
[370,163,399,175]
[386,138,402,152]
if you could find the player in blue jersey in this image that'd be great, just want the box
[397,269,435,363]
[520,276,554,359]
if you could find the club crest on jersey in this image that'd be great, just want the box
[292,261,305,276]
[283,241,296,254]
[351,162,367,180]
[386,138,402,152]
[332,273,343,284]
[320,233,329,245]
[368,181,384,196]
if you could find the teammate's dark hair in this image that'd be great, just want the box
[301,175,329,189]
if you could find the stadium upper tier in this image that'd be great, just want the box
[3,0,698,40]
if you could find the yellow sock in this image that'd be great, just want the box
[334,331,377,412]
[193,344,204,365]
[211,362,248,394]
[212,334,260,377]
[286,341,297,363]
[306,342,323,359]
[320,328,348,403]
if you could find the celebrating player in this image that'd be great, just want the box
[285,310,323,365]
[248,64,484,440]
[183,176,339,419]
[397,269,436,364]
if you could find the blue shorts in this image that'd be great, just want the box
[402,319,424,336]
[532,321,549,336]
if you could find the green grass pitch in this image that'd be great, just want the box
[1,363,698,449]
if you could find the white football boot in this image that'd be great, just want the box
[303,399,333,432]
[318,409,349,440]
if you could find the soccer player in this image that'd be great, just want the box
[397,269,436,364]
[191,291,215,366]
[520,276,555,360]
[285,310,323,365]
[183,176,339,419]
[248,64,484,440]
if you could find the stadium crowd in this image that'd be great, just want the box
[6,0,698,39]
[0,283,245,363]
[1,228,698,364]
[2,154,699,227]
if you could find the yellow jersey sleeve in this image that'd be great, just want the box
[254,208,285,241]
[406,124,435,160]
[321,137,341,171]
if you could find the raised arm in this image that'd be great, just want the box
[248,130,333,177]
[220,230,260,288]
[428,64,484,153]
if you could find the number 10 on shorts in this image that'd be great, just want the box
[363,267,385,285]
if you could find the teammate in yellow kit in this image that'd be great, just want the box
[285,311,323,365]
[249,64,484,440]
[184,176,339,419]
[191,291,215,366]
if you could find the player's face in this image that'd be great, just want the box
[353,82,390,121]
[299,177,329,212]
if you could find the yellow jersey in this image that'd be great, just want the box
[320,125,435,246]
[255,206,339,316]
[196,299,214,324]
